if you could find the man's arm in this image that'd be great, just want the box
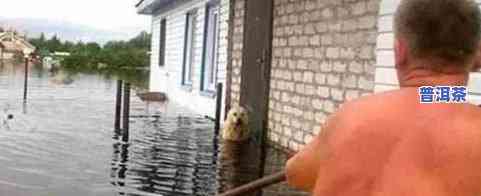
[285,114,338,192]
[285,132,325,192]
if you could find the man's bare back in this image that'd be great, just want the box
[309,88,481,196]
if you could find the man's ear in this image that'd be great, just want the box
[394,38,407,69]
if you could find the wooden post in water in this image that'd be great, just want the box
[114,80,123,134]
[23,57,28,101]
[215,83,223,135]
[122,83,131,142]
[0,47,4,66]
[213,83,223,164]
[238,1,274,195]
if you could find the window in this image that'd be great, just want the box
[201,4,220,92]
[182,11,196,86]
[159,18,166,66]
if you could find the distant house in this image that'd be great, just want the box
[53,51,71,57]
[41,51,70,69]
[0,31,36,59]
[137,0,229,117]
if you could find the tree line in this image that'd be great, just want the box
[29,31,151,71]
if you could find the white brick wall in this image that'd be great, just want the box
[375,0,481,104]
[268,0,380,151]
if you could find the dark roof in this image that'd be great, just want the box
[136,0,183,15]
[135,0,144,7]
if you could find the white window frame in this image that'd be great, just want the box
[182,11,196,86]
[202,4,220,92]
[159,18,167,67]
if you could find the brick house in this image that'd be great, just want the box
[0,31,36,59]
[138,0,481,151]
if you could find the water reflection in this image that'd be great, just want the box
[119,116,217,196]
[22,101,27,114]
[111,141,130,195]
[216,140,262,196]
[49,71,75,85]
[103,72,269,196]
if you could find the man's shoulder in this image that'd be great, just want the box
[339,89,412,113]
[325,90,401,129]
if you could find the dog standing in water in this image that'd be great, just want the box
[218,106,262,195]
[222,106,250,141]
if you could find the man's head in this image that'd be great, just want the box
[394,0,481,77]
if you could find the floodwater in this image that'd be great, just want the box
[0,61,304,196]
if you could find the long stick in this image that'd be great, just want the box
[218,171,286,196]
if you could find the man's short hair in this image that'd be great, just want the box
[394,0,481,64]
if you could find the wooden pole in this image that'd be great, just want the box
[214,83,223,135]
[23,57,28,101]
[114,80,123,134]
[213,83,223,164]
[1,48,4,65]
[122,83,131,142]
[218,171,286,196]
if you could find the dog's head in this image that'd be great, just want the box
[226,106,248,128]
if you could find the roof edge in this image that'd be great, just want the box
[135,0,145,7]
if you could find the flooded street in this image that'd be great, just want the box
[0,61,303,196]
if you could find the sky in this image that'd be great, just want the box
[0,0,150,31]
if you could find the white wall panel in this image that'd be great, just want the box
[148,0,230,117]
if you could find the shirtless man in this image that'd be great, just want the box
[285,0,481,195]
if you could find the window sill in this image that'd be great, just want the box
[200,90,216,98]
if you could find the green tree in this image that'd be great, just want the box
[128,31,151,49]
[47,35,62,52]
[39,33,46,43]
[61,41,75,52]
[85,42,101,53]
[61,31,151,70]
